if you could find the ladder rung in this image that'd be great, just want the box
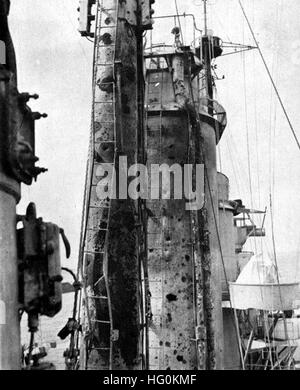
[92,320,111,324]
[88,295,108,300]
[96,63,115,66]
[99,25,117,29]
[99,7,117,11]
[93,140,115,144]
[94,101,115,104]
[93,141,116,144]
[98,44,116,48]
[90,347,110,351]
[94,121,115,124]
[84,250,105,255]
[87,228,108,232]
[89,205,110,210]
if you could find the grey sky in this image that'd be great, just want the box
[10,1,300,276]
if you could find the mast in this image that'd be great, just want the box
[0,0,49,369]
[143,7,226,369]
[202,0,214,111]
[78,0,154,370]
[199,2,224,369]
[0,1,20,369]
[203,0,208,35]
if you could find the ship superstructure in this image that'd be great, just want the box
[1,0,299,372]
[76,0,268,370]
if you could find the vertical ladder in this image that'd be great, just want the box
[81,0,119,370]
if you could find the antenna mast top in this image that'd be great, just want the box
[203,0,208,35]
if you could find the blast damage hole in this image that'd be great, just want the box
[101,33,113,45]
[166,294,178,302]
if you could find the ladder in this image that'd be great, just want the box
[81,0,119,370]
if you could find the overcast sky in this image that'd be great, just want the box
[9,1,300,278]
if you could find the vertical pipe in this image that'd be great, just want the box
[0,173,20,370]
[203,0,208,36]
[0,3,21,364]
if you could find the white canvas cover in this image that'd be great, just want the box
[230,253,300,310]
[236,253,277,285]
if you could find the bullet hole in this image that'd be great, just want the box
[97,76,114,92]
[177,355,184,362]
[159,341,163,346]
[166,235,171,242]
[166,294,177,302]
[167,313,172,322]
[169,144,174,149]
[182,276,187,283]
[149,248,154,253]
[185,255,190,261]
[100,221,108,229]
[165,342,171,347]
[178,218,182,222]
[101,33,113,45]
[166,367,171,371]
[104,17,112,25]
[174,350,177,355]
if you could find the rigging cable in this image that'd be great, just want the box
[241,13,255,223]
[244,1,293,367]
[251,0,262,213]
[238,0,300,153]
[174,0,184,45]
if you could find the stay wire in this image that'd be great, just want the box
[239,0,300,153]
[174,0,184,44]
